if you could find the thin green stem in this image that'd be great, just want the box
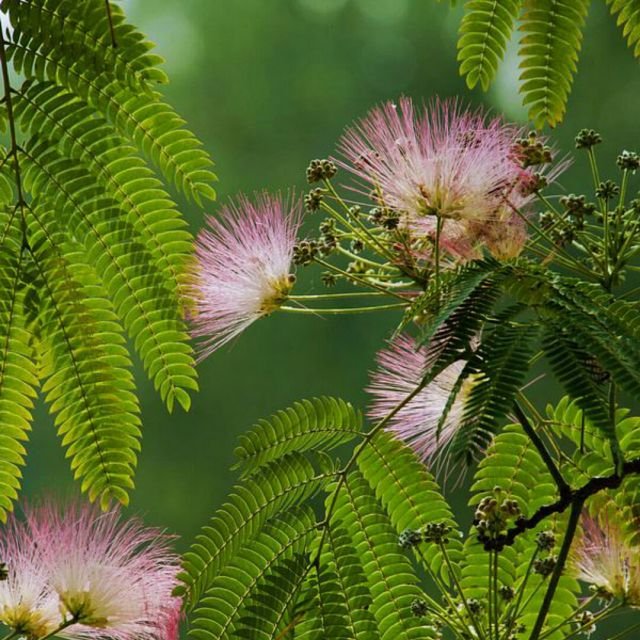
[314,257,409,301]
[438,541,488,640]
[324,179,395,261]
[544,602,622,640]
[104,0,117,47]
[335,245,393,269]
[606,620,640,640]
[289,292,388,300]
[536,593,599,640]
[1,631,19,640]
[310,375,431,568]
[500,548,539,639]
[528,499,585,640]
[493,551,500,640]
[279,302,407,315]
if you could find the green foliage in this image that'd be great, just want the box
[458,0,523,91]
[453,0,640,127]
[519,0,590,128]
[0,0,215,510]
[607,0,640,56]
[233,397,363,477]
[358,431,462,580]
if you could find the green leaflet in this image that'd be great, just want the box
[452,323,538,465]
[0,208,38,520]
[331,470,435,640]
[5,0,216,204]
[607,0,640,56]
[358,431,463,582]
[458,0,523,91]
[233,396,363,477]
[189,508,316,640]
[19,137,197,413]
[177,453,336,607]
[518,0,590,128]
[28,198,141,509]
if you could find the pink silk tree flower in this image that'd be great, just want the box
[0,514,61,639]
[570,513,640,605]
[25,500,182,640]
[187,192,302,361]
[338,97,562,262]
[367,333,478,467]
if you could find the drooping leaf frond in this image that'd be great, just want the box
[0,0,212,508]
[0,207,38,520]
[28,198,141,509]
[458,0,523,91]
[518,0,590,128]
[358,432,462,581]
[607,0,640,56]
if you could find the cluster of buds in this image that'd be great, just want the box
[474,488,521,551]
[577,611,596,636]
[513,132,554,168]
[292,239,318,266]
[499,585,515,602]
[369,206,400,231]
[398,523,453,550]
[535,530,556,552]
[533,555,557,577]
[304,187,324,212]
[575,129,602,150]
[306,158,337,183]
[617,150,640,172]
[595,180,620,202]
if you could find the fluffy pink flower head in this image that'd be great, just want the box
[19,500,182,640]
[570,513,640,605]
[188,192,302,360]
[0,513,60,638]
[338,98,549,260]
[367,333,478,468]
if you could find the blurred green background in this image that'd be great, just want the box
[22,2,640,632]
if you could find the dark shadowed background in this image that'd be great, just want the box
[23,2,640,633]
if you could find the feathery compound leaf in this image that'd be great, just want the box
[542,321,616,448]
[458,0,523,91]
[234,554,310,640]
[331,470,435,640]
[178,453,335,608]
[358,431,462,581]
[0,207,38,520]
[4,0,167,92]
[233,397,363,477]
[518,0,590,128]
[310,525,380,640]
[5,9,217,204]
[189,507,316,640]
[452,323,538,466]
[28,199,141,509]
[607,0,640,57]
[14,81,192,292]
[19,138,197,412]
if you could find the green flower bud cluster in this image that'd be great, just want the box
[514,132,553,168]
[304,188,324,212]
[369,206,400,230]
[595,180,619,201]
[535,530,556,552]
[397,523,453,550]
[293,240,318,266]
[306,158,337,183]
[575,129,602,150]
[474,488,521,551]
[616,150,640,172]
[533,555,557,577]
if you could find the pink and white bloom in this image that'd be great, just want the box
[338,98,554,261]
[367,333,478,467]
[0,500,182,640]
[188,193,302,360]
[570,513,640,605]
[0,514,60,638]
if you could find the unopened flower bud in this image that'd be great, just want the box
[575,129,602,150]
